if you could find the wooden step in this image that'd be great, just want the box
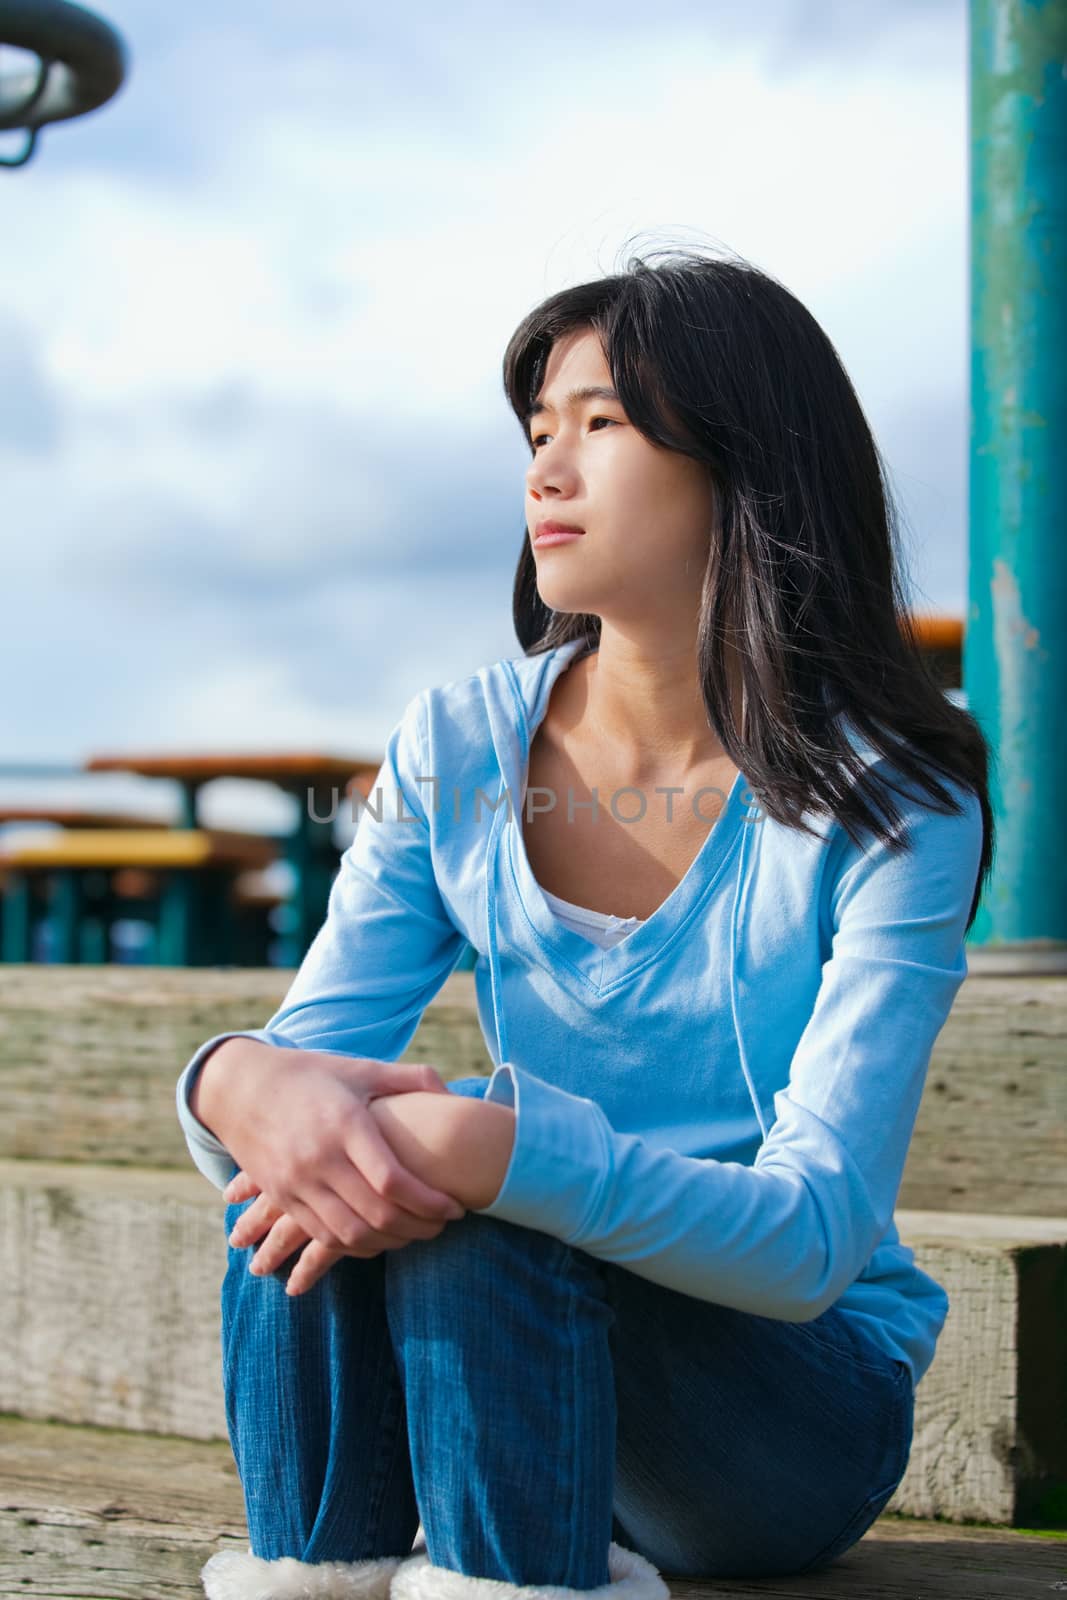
[0,965,491,1169]
[1,966,1065,1220]
[1,1414,1063,1600]
[0,1412,242,1599]
[0,1159,1063,1529]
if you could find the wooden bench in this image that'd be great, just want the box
[0,965,1063,1531]
[0,829,280,966]
[2,1412,1062,1599]
[0,963,1062,1592]
[83,749,381,965]
[2,1154,1062,1531]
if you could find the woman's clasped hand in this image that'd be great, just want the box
[215,1048,468,1296]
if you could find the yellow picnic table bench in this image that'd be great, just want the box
[0,827,280,966]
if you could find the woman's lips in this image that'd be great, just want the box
[534,523,586,546]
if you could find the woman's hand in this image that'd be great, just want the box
[201,1044,470,1265]
[225,1090,516,1296]
[225,1093,465,1296]
[225,1168,359,1296]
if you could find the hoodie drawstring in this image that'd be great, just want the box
[485,791,510,1068]
[729,792,771,1144]
[486,761,770,1147]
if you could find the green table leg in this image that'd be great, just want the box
[177,780,202,831]
[1,872,33,962]
[51,870,84,964]
[206,866,238,967]
[148,783,202,965]
[79,915,110,964]
[158,871,200,966]
[78,869,111,965]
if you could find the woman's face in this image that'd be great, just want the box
[524,327,716,631]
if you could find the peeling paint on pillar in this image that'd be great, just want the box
[967,0,1067,948]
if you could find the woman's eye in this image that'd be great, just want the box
[530,417,618,449]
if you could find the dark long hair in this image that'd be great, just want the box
[502,243,994,935]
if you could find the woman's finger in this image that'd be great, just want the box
[228,1191,284,1249]
[282,1216,418,1296]
[248,1212,314,1278]
[223,1169,261,1204]
[271,1156,449,1255]
[284,1238,350,1297]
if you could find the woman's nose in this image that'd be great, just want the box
[528,452,574,494]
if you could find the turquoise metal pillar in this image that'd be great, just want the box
[966,0,1067,970]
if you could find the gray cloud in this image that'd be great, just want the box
[31,0,964,184]
[0,313,64,454]
[1,0,970,797]
[52,395,529,606]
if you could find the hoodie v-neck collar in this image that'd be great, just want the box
[493,637,752,1000]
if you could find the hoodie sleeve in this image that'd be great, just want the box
[175,689,468,1191]
[471,777,984,1323]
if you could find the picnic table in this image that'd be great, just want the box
[0,806,159,963]
[0,827,279,965]
[82,750,382,965]
[0,805,170,830]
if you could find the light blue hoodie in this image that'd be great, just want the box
[176,635,983,1390]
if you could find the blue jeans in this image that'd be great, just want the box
[220,1145,913,1585]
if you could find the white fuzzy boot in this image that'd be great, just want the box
[389,1540,669,1600]
[201,1525,428,1600]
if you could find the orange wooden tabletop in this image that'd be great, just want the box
[0,807,169,829]
[82,752,381,784]
[908,614,963,651]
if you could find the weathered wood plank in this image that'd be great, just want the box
[0,965,493,1171]
[1,1161,1064,1527]
[0,968,1064,1216]
[1,1416,1064,1600]
[0,1163,224,1442]
[0,1412,243,1598]
[903,976,1067,1216]
[888,1215,1067,1527]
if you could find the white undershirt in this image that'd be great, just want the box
[539,885,646,950]
[522,746,647,949]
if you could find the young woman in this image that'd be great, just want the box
[178,245,994,1600]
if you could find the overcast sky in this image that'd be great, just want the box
[1,0,969,838]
